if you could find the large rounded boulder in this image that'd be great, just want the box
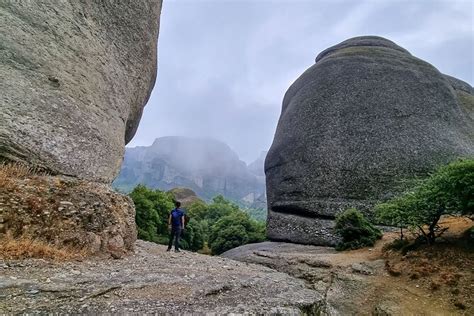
[0,1,162,182]
[266,36,474,246]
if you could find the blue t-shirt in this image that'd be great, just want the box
[170,208,184,227]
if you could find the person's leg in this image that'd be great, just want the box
[167,227,175,250]
[174,227,182,251]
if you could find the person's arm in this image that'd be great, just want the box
[181,215,185,229]
[168,213,172,228]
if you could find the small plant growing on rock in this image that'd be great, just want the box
[334,208,382,250]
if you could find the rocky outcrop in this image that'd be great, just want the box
[0,167,136,256]
[114,137,266,204]
[0,1,162,182]
[266,36,474,246]
[0,240,323,314]
[168,187,203,208]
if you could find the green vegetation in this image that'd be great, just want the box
[129,186,266,254]
[334,208,382,251]
[376,159,474,245]
[129,185,174,243]
[209,211,266,254]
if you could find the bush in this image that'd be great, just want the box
[209,211,266,255]
[180,218,205,251]
[129,185,174,243]
[376,159,474,244]
[334,208,382,251]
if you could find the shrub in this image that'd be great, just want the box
[180,218,205,251]
[209,211,266,254]
[334,208,382,251]
[376,159,474,244]
[129,185,174,243]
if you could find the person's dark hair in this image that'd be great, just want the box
[174,201,181,208]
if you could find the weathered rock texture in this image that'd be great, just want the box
[0,1,162,182]
[266,36,474,246]
[0,241,322,314]
[0,167,136,256]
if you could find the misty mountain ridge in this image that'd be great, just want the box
[113,136,267,207]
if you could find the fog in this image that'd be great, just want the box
[128,0,474,163]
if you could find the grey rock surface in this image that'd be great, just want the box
[266,36,474,246]
[0,1,162,182]
[0,240,323,314]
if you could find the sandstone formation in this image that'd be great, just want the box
[114,137,266,205]
[266,36,474,246]
[0,1,162,182]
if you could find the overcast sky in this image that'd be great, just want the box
[128,0,474,163]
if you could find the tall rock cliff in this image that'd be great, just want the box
[114,137,266,204]
[0,1,162,255]
[266,36,474,246]
[0,1,162,182]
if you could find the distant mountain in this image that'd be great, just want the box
[113,137,266,206]
[248,151,267,177]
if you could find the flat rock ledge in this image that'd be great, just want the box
[0,240,322,314]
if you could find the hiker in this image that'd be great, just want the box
[167,201,185,252]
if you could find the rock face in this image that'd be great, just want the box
[0,168,136,256]
[266,36,474,246]
[0,1,162,182]
[114,137,266,204]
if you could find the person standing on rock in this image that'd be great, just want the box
[167,201,185,252]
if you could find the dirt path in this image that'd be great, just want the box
[223,217,473,315]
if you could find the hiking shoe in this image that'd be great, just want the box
[175,249,181,253]
[166,248,171,252]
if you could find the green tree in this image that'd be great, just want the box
[334,208,382,251]
[376,159,474,244]
[187,200,209,222]
[209,211,266,254]
[129,185,174,242]
[180,218,205,251]
[204,195,239,223]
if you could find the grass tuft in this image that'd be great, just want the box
[0,233,85,261]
